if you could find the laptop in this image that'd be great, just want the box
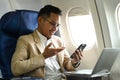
[64,48,120,78]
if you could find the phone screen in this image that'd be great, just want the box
[77,44,86,51]
[70,44,86,58]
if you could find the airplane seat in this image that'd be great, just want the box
[0,10,60,79]
[0,10,38,79]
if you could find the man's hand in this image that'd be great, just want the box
[71,50,83,64]
[43,43,65,59]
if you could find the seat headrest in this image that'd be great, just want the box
[0,10,38,37]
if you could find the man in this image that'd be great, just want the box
[11,5,83,80]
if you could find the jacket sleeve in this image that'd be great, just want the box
[11,37,45,76]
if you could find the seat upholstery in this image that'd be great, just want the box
[0,10,60,79]
[0,10,38,79]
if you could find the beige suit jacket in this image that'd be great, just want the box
[11,30,75,78]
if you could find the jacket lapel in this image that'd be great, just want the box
[32,30,44,53]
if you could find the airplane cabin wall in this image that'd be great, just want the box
[9,0,43,11]
[95,0,120,80]
[103,0,120,48]
[95,0,120,48]
[0,0,12,18]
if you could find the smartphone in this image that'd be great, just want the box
[70,44,86,58]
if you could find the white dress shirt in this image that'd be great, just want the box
[36,30,62,80]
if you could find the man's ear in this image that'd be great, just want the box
[38,17,43,24]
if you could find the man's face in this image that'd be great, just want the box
[38,13,60,39]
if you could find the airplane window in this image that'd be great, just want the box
[116,4,120,32]
[67,7,99,69]
[118,7,120,24]
[68,7,97,49]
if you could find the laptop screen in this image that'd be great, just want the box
[92,48,120,74]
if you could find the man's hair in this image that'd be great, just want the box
[38,5,62,18]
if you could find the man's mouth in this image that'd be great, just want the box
[50,31,55,35]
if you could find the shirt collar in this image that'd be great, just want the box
[36,30,48,45]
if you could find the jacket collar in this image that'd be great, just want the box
[32,30,45,53]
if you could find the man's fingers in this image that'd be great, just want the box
[74,50,83,61]
[56,47,65,51]
[76,50,83,57]
[53,47,65,52]
[50,47,65,54]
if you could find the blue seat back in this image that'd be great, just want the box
[0,10,38,79]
